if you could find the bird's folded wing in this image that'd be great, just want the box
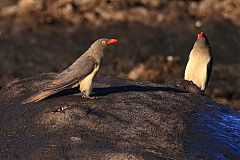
[205,56,213,87]
[46,56,97,90]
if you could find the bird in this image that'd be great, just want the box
[184,32,213,92]
[22,38,118,104]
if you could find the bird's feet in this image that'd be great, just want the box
[81,94,96,99]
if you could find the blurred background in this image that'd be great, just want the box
[0,0,239,110]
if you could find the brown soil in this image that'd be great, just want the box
[0,0,239,110]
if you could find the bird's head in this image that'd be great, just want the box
[90,38,118,56]
[195,32,210,48]
[197,32,207,39]
[93,38,118,48]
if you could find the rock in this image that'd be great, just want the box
[166,78,204,94]
[0,73,239,159]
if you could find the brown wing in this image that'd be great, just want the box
[45,56,97,91]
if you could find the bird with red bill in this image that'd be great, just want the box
[22,38,118,104]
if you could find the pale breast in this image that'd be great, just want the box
[79,64,100,95]
[185,51,210,90]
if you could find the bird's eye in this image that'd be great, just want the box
[101,41,106,45]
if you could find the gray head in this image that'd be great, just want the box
[194,32,211,50]
[90,38,118,55]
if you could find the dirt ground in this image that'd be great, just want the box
[0,0,239,110]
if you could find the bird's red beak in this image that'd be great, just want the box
[107,39,118,45]
[198,32,206,38]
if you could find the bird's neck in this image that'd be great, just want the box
[89,47,104,61]
[193,41,211,54]
[192,46,211,58]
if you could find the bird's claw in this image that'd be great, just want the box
[81,94,96,99]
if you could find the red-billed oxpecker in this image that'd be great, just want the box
[184,32,213,92]
[22,38,118,104]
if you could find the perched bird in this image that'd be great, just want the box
[22,38,118,104]
[184,32,213,92]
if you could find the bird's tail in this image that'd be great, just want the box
[21,90,57,104]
